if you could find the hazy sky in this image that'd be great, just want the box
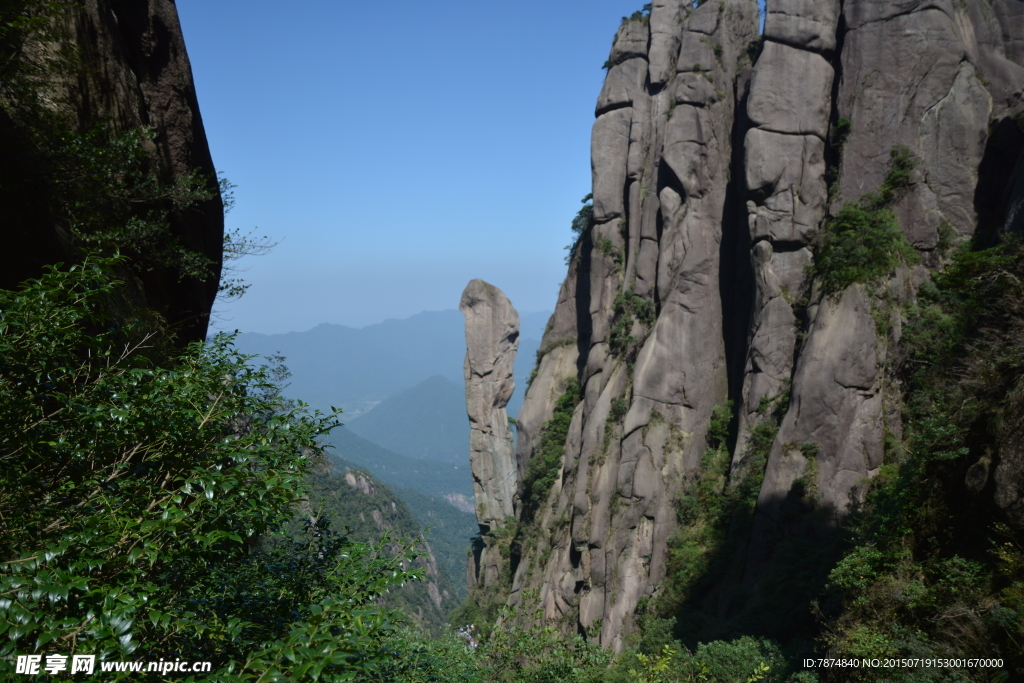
[177,1,764,334]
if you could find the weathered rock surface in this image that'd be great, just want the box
[461,280,520,588]
[462,280,520,531]
[474,0,1024,653]
[764,0,840,52]
[0,0,223,344]
[497,0,759,650]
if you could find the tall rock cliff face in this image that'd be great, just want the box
[477,0,1024,651]
[0,0,223,343]
[461,280,520,588]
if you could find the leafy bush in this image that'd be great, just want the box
[818,238,1024,681]
[565,195,594,264]
[812,146,920,295]
[812,201,918,295]
[610,290,656,358]
[0,259,424,680]
[519,378,582,523]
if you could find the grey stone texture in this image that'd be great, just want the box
[747,41,834,139]
[461,280,520,536]
[474,0,1024,653]
[764,0,841,53]
[503,0,759,651]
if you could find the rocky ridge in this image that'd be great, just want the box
[469,0,1024,650]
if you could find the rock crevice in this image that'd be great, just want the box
[472,0,1024,650]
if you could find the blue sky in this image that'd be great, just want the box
[177,1,764,333]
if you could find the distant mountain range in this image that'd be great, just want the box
[325,425,475,505]
[346,375,468,464]
[237,308,548,523]
[233,309,549,421]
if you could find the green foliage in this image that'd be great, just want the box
[744,37,765,66]
[819,237,1024,680]
[595,237,624,273]
[326,427,474,502]
[813,202,918,295]
[877,145,916,206]
[602,52,648,71]
[610,395,630,421]
[519,378,582,523]
[618,3,652,27]
[833,117,852,146]
[566,194,594,264]
[483,606,614,683]
[611,290,656,358]
[825,117,852,197]
[813,146,921,295]
[655,389,835,652]
[303,467,462,635]
[394,486,479,603]
[0,259,427,680]
[608,630,797,683]
[0,0,266,307]
[707,401,734,451]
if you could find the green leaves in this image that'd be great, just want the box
[519,377,581,523]
[0,259,435,678]
[811,146,921,295]
[812,201,918,295]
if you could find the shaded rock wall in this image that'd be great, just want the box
[492,0,1024,650]
[0,0,223,343]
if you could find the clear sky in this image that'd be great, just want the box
[177,1,764,334]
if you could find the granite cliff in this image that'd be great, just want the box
[0,0,223,343]
[461,280,521,589]
[467,0,1024,651]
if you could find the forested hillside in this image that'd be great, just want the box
[326,425,475,504]
[303,464,461,634]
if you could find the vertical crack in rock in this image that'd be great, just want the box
[734,0,838,463]
[485,0,1024,649]
[745,0,1024,589]
[462,280,520,588]
[506,0,759,650]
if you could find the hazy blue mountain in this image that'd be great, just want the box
[233,308,551,420]
[346,375,468,463]
[324,425,474,503]
[233,310,465,417]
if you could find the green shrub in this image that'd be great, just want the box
[812,201,918,294]
[0,259,424,680]
[686,636,784,682]
[610,290,656,357]
[812,146,921,294]
[519,377,582,522]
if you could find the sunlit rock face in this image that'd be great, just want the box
[493,0,1024,651]
[461,279,520,588]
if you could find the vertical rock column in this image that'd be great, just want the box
[461,279,520,587]
[506,0,759,650]
[735,0,839,458]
